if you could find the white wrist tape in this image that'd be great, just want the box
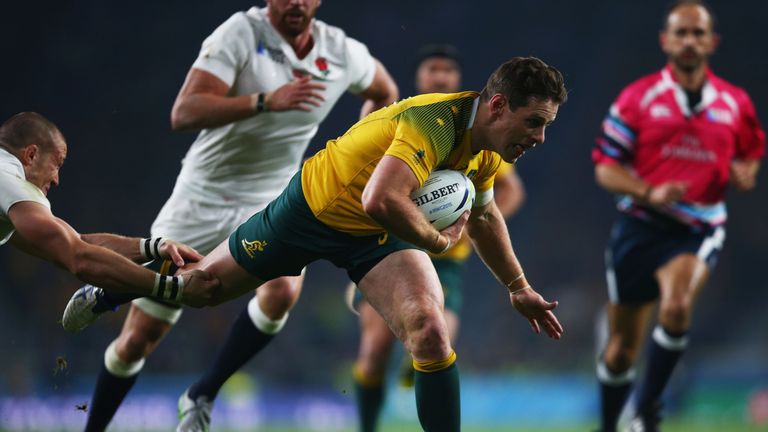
[140,237,165,260]
[152,273,184,302]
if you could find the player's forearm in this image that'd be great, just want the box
[595,163,650,199]
[80,233,144,262]
[69,243,158,295]
[363,193,446,253]
[467,206,527,291]
[171,93,257,131]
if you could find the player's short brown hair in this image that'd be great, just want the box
[480,57,567,111]
[0,112,63,154]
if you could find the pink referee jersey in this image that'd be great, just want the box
[593,65,765,228]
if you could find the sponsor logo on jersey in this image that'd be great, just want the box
[706,108,734,125]
[242,239,268,258]
[650,104,672,118]
[466,169,478,179]
[256,40,286,64]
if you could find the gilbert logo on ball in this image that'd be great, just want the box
[411,170,475,230]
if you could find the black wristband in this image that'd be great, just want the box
[255,93,267,114]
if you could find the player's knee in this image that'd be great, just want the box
[117,325,166,361]
[658,297,692,331]
[604,341,639,372]
[258,279,300,318]
[403,314,450,361]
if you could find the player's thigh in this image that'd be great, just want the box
[357,249,447,347]
[192,240,267,305]
[656,253,710,305]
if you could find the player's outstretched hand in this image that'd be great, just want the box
[179,269,221,308]
[159,239,204,267]
[509,288,563,339]
[267,75,326,112]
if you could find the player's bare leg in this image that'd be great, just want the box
[630,253,710,430]
[598,302,654,432]
[353,300,399,432]
[358,249,458,432]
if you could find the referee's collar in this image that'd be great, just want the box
[0,147,25,179]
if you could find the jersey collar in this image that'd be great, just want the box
[0,147,25,179]
[661,64,718,117]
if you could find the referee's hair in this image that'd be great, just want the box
[0,112,63,154]
[480,57,567,111]
[663,0,717,31]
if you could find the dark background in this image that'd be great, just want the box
[1,0,766,397]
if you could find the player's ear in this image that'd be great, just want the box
[19,144,39,165]
[709,32,721,54]
[489,94,507,118]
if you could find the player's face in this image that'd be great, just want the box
[25,137,66,196]
[267,0,321,37]
[489,96,558,163]
[661,5,718,73]
[416,57,461,94]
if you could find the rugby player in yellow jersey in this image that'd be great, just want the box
[349,45,527,432]
[179,56,566,431]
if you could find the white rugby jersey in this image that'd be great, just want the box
[0,148,50,245]
[173,7,376,206]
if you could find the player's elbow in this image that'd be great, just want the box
[170,100,196,131]
[361,189,390,221]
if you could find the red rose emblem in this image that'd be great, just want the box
[315,57,328,71]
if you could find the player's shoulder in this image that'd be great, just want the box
[311,18,360,64]
[707,70,754,104]
[405,92,478,108]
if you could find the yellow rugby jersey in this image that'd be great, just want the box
[431,161,515,261]
[302,92,503,235]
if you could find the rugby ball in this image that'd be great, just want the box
[411,170,475,230]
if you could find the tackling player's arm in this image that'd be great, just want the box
[170,69,326,131]
[358,59,399,119]
[7,202,219,303]
[362,155,466,254]
[80,233,204,267]
[466,199,563,339]
[595,162,687,206]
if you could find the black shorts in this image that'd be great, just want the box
[229,171,418,284]
[605,213,725,304]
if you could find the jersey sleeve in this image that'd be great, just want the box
[593,86,640,166]
[191,12,254,87]
[472,153,502,207]
[0,171,50,216]
[734,90,766,160]
[344,36,376,94]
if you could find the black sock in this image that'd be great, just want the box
[93,258,178,312]
[84,363,138,432]
[635,326,687,413]
[597,359,634,432]
[189,306,276,400]
[414,362,460,432]
[353,369,385,432]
